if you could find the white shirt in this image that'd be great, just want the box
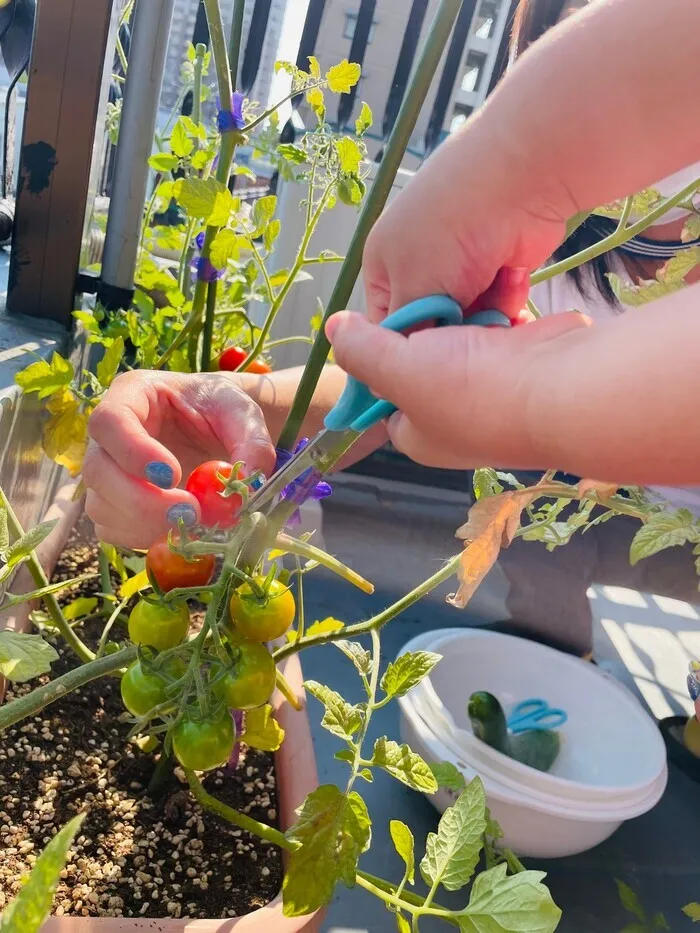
[530,270,700,516]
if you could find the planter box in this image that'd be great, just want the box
[0,484,322,931]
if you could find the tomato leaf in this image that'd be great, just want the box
[119,569,150,599]
[241,704,285,751]
[431,761,467,794]
[396,914,411,933]
[456,864,561,933]
[4,520,58,570]
[370,737,437,793]
[380,650,441,700]
[283,785,370,917]
[335,639,371,675]
[42,393,88,477]
[308,55,321,78]
[355,101,373,136]
[615,880,646,922]
[304,680,364,741]
[336,137,363,174]
[629,509,697,565]
[306,86,325,121]
[0,631,59,683]
[148,152,179,172]
[264,218,281,252]
[252,195,277,236]
[277,143,307,165]
[326,60,361,94]
[210,229,242,268]
[337,172,365,207]
[96,337,124,388]
[15,353,74,399]
[170,118,194,158]
[306,617,345,638]
[420,777,486,891]
[683,904,700,922]
[682,216,700,243]
[0,814,85,933]
[176,177,227,221]
[473,468,504,501]
[389,820,415,884]
[63,596,98,621]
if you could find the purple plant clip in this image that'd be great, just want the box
[217,91,246,134]
[274,438,332,526]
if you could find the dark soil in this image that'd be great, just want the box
[0,521,283,920]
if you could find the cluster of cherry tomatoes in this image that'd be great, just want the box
[120,454,296,772]
[218,345,271,375]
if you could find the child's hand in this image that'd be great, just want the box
[326,304,591,470]
[83,371,275,548]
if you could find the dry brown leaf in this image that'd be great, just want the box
[577,479,619,500]
[451,489,540,609]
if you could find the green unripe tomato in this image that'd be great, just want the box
[120,658,184,717]
[229,578,295,642]
[128,598,189,651]
[172,710,235,771]
[214,640,276,710]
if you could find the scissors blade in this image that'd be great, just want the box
[242,428,356,515]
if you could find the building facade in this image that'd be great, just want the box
[298,0,512,168]
[161,0,288,111]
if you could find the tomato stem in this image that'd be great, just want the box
[275,668,303,712]
[275,532,374,594]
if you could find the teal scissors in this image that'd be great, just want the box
[243,295,510,514]
[507,698,568,735]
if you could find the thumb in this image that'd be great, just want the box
[326,311,412,407]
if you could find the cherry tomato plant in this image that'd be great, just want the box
[3,0,700,928]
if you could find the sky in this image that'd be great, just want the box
[267,0,311,117]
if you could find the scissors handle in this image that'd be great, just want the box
[324,296,510,433]
[507,698,568,735]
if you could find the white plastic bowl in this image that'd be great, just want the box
[397,629,668,857]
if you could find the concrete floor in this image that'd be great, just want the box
[297,474,700,933]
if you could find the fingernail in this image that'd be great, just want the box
[502,267,530,289]
[688,673,700,701]
[250,475,265,491]
[145,461,174,489]
[166,503,197,527]
[324,316,339,342]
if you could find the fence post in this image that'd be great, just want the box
[7,0,117,327]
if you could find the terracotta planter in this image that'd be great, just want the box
[0,484,322,931]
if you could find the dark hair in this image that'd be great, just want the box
[509,0,626,306]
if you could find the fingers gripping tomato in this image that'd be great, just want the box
[229,577,295,643]
[146,532,215,593]
[128,598,190,650]
[120,659,185,717]
[185,461,244,528]
[172,710,235,771]
[214,640,276,710]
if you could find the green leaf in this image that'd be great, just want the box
[683,904,700,922]
[652,913,671,931]
[15,353,74,399]
[5,520,58,570]
[457,864,561,933]
[3,573,95,609]
[0,814,85,933]
[96,336,124,388]
[355,101,373,136]
[306,86,325,121]
[308,55,321,78]
[335,749,355,765]
[335,639,371,675]
[0,507,8,555]
[396,915,411,933]
[371,737,437,793]
[242,704,285,751]
[176,177,227,220]
[170,118,194,158]
[659,246,700,284]
[306,617,345,637]
[277,143,307,165]
[420,778,486,891]
[120,568,149,599]
[629,509,697,565]
[191,149,213,171]
[615,880,646,922]
[210,229,242,268]
[148,152,179,172]
[431,761,467,793]
[336,137,363,174]
[252,195,277,236]
[682,216,700,243]
[63,596,98,621]
[0,631,59,683]
[326,60,362,94]
[233,164,257,179]
[72,309,101,335]
[305,680,364,741]
[264,218,281,252]
[337,173,365,207]
[473,468,504,500]
[381,650,441,699]
[209,189,237,227]
[389,820,415,884]
[180,115,207,140]
[283,785,371,917]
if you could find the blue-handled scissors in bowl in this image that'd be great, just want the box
[507,698,568,735]
[243,295,510,514]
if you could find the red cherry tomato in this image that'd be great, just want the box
[218,346,272,375]
[146,532,215,593]
[185,460,244,528]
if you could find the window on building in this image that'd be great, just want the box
[343,11,377,43]
[461,49,487,94]
[474,0,503,39]
[450,103,473,133]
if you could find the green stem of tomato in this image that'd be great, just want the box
[147,750,176,798]
[0,646,136,731]
[185,768,294,849]
[275,532,374,594]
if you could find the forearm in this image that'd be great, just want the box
[236,364,387,467]
[529,285,700,486]
[458,0,700,225]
